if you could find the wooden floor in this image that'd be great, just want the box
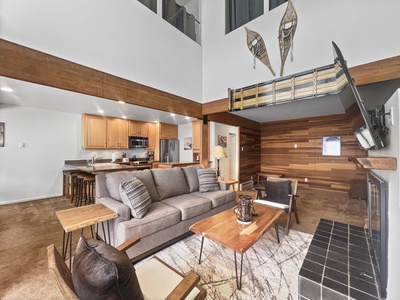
[0,187,367,299]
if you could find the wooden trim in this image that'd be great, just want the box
[0,39,202,119]
[202,98,229,115]
[349,56,400,86]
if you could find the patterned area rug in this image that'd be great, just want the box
[135,228,312,300]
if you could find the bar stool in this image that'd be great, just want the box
[83,175,96,205]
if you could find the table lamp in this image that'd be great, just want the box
[210,145,227,177]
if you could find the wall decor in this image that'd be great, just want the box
[244,27,276,76]
[218,135,227,148]
[0,122,4,147]
[278,0,298,76]
[184,137,192,150]
[322,136,341,156]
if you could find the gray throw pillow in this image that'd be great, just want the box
[72,236,144,300]
[264,180,291,204]
[120,177,152,218]
[181,165,203,192]
[197,168,219,192]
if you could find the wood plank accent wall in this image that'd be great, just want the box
[208,112,261,184]
[260,113,367,192]
[0,39,202,119]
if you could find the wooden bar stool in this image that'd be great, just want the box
[83,175,96,205]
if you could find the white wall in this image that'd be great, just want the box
[0,0,202,102]
[368,90,400,299]
[178,123,193,162]
[202,0,400,102]
[210,122,238,180]
[0,105,149,204]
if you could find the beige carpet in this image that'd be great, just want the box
[0,188,367,299]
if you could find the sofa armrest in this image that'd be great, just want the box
[218,181,229,191]
[96,197,131,223]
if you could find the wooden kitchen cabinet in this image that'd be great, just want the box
[146,122,156,150]
[160,123,178,139]
[82,114,107,149]
[107,118,129,149]
[129,120,149,137]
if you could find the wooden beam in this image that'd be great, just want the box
[208,112,260,132]
[0,39,202,119]
[349,55,400,86]
[202,98,229,115]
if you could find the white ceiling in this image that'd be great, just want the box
[0,77,197,125]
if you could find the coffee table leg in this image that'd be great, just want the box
[274,222,280,244]
[234,251,243,290]
[198,236,204,264]
[69,232,73,270]
[62,230,66,260]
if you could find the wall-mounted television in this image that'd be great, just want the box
[333,42,388,150]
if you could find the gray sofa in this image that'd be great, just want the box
[95,165,236,261]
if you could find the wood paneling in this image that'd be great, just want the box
[0,39,202,119]
[260,114,367,192]
[350,55,400,86]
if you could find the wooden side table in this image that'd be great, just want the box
[56,203,118,269]
[218,179,238,190]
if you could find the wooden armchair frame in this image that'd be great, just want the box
[47,236,206,300]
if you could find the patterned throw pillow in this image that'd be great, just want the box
[120,177,152,218]
[197,168,219,193]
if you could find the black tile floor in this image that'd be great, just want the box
[298,219,380,300]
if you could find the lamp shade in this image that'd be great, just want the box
[210,145,227,159]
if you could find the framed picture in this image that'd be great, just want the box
[184,137,192,150]
[218,135,227,148]
[322,136,341,156]
[0,122,4,147]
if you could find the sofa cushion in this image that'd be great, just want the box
[162,194,212,220]
[72,236,143,300]
[151,168,190,200]
[117,202,181,239]
[106,171,135,202]
[192,189,236,209]
[120,178,152,218]
[197,168,219,192]
[131,170,160,202]
[181,165,203,193]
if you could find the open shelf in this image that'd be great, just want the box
[349,156,397,170]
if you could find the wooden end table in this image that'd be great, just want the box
[56,203,118,269]
[190,204,284,290]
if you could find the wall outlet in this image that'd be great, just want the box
[304,178,308,182]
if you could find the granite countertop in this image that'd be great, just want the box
[157,161,200,165]
[64,159,151,174]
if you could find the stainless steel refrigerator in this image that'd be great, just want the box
[160,139,179,163]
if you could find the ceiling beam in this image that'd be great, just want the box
[0,39,202,119]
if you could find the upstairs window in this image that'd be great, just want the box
[225,0,264,34]
[138,0,157,13]
[269,0,287,11]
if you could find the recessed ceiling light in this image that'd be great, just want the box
[154,121,159,123]
[122,115,127,119]
[1,87,13,92]
[170,113,175,117]
[98,109,104,114]
[118,101,125,104]
[185,116,190,120]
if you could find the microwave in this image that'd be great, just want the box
[129,137,148,148]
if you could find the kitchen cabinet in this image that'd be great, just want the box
[129,121,149,137]
[160,123,178,139]
[146,122,156,150]
[82,114,107,149]
[107,118,129,149]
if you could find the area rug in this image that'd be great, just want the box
[135,228,312,300]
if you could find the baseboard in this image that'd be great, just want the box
[0,193,63,205]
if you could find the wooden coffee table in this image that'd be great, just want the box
[190,204,284,289]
